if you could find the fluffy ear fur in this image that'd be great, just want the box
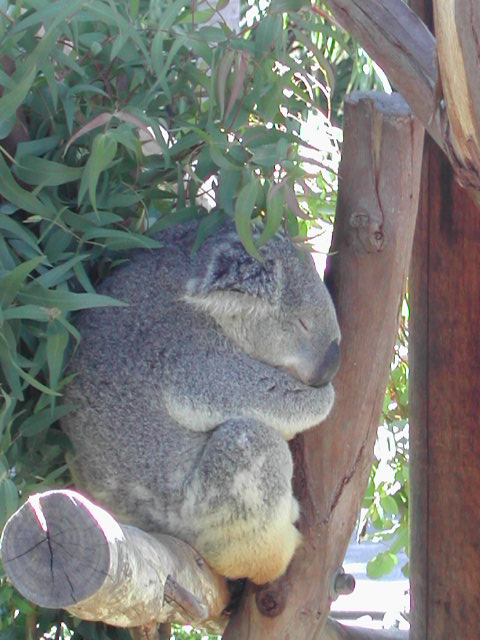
[186,239,279,301]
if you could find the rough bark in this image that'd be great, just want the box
[0,490,230,634]
[323,0,480,190]
[222,91,424,639]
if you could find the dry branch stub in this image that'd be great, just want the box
[0,490,229,631]
[433,0,480,189]
[223,91,424,639]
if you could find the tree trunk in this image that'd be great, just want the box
[0,490,230,634]
[323,0,440,144]
[223,91,424,639]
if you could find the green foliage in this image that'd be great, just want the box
[361,296,409,579]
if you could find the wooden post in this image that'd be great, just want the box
[223,91,424,639]
[408,3,480,638]
[409,137,480,640]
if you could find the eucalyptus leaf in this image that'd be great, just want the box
[19,286,128,312]
[47,320,69,393]
[0,336,23,400]
[0,470,19,525]
[0,154,56,217]
[78,133,118,210]
[14,156,83,186]
[19,404,75,437]
[234,181,261,259]
[0,256,45,309]
[258,185,284,245]
[0,64,37,129]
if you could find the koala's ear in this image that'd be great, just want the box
[186,240,279,300]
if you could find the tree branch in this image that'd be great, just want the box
[323,0,480,190]
[0,490,230,633]
[323,1,441,140]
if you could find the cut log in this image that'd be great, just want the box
[0,489,229,633]
[223,91,424,639]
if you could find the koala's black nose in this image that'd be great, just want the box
[313,339,340,387]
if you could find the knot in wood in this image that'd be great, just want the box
[255,584,287,617]
[332,568,356,599]
[349,210,385,253]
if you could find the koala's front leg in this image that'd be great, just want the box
[162,344,334,439]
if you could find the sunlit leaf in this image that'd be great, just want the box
[366,551,398,579]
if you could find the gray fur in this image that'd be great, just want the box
[62,222,340,583]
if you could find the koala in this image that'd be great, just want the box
[62,221,340,585]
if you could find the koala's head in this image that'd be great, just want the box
[185,228,341,388]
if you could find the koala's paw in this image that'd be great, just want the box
[195,493,302,584]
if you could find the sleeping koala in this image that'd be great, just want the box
[62,221,340,584]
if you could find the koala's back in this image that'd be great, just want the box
[63,223,212,533]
